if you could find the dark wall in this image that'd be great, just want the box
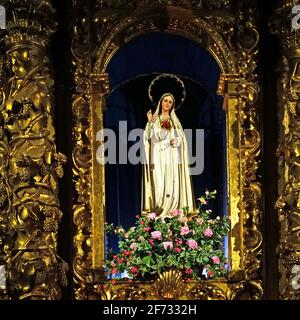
[257,0,280,300]
[52,0,74,300]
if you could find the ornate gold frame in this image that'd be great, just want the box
[72,2,262,300]
[270,3,300,300]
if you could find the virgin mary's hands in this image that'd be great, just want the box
[147,110,152,122]
[170,139,176,146]
[147,110,157,122]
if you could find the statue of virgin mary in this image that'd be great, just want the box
[142,92,195,218]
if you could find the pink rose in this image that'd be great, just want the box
[180,226,190,236]
[204,227,213,238]
[151,231,161,239]
[149,239,155,246]
[163,241,173,250]
[130,243,137,251]
[172,209,183,216]
[212,256,220,264]
[174,247,182,253]
[144,227,151,232]
[148,212,157,220]
[186,239,198,249]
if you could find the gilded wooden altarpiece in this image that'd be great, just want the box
[270,1,300,300]
[0,0,68,300]
[1,0,299,301]
[72,0,263,300]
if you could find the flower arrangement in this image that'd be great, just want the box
[105,190,230,281]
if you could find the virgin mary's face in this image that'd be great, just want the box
[161,95,174,113]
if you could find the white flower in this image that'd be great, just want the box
[198,197,207,205]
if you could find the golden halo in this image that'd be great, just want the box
[148,73,186,109]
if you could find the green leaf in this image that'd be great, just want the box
[142,256,152,267]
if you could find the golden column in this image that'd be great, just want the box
[0,0,68,299]
[71,0,110,297]
[270,1,300,299]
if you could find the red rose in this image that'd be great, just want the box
[130,266,139,274]
[111,268,118,274]
[207,270,214,277]
[185,268,193,275]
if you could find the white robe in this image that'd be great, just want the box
[142,114,195,217]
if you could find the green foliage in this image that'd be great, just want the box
[105,190,230,280]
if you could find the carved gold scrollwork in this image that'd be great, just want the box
[270,2,300,300]
[187,282,227,300]
[92,283,150,300]
[72,2,113,298]
[229,279,263,300]
[217,3,262,289]
[0,0,67,300]
[0,51,11,300]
